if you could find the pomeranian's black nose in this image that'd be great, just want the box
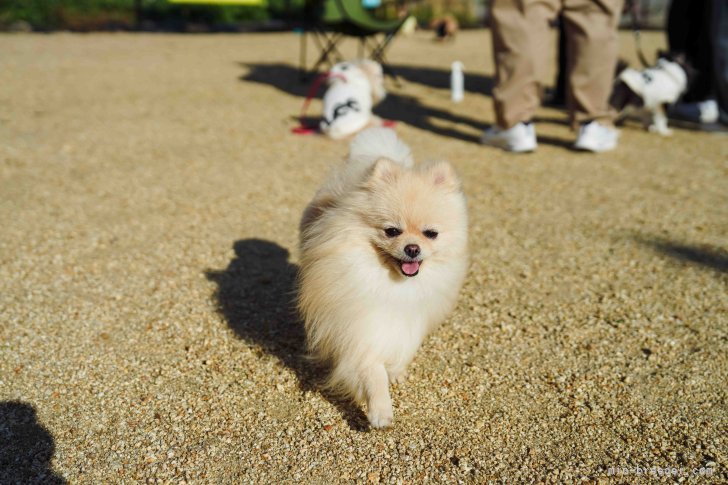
[404,244,420,258]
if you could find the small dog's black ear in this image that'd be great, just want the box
[615,58,630,77]
[671,54,698,86]
[657,49,670,61]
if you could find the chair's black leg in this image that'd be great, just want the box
[311,32,342,75]
[311,32,333,68]
[369,32,395,60]
[328,33,345,64]
[301,31,327,81]
[366,33,401,87]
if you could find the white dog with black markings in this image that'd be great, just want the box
[320,60,386,140]
[611,56,689,136]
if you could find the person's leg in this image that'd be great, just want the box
[551,15,568,107]
[668,0,721,124]
[687,0,714,102]
[489,0,558,129]
[668,0,713,102]
[668,0,694,54]
[562,0,623,127]
[710,0,728,124]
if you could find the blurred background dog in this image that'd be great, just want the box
[610,53,692,135]
[320,60,386,139]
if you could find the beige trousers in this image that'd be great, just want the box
[490,0,624,128]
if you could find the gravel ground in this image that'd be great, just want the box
[1,30,726,483]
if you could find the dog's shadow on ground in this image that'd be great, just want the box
[0,401,66,484]
[205,239,370,431]
[633,235,728,274]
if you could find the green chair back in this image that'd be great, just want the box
[322,0,403,33]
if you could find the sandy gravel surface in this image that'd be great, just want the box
[1,30,726,483]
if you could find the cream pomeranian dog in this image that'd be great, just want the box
[298,128,468,428]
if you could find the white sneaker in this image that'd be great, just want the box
[670,99,719,124]
[481,122,537,153]
[574,121,619,152]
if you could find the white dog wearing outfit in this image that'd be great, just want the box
[320,60,386,140]
[611,57,689,136]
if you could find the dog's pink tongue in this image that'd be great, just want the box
[401,261,420,275]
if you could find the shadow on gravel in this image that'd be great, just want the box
[238,62,490,144]
[0,401,65,484]
[205,239,370,431]
[385,64,494,96]
[239,62,312,98]
[239,62,579,148]
[239,62,495,97]
[635,236,728,274]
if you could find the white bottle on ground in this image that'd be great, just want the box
[451,61,464,103]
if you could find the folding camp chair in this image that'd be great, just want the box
[300,0,407,82]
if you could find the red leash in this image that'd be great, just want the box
[292,72,343,134]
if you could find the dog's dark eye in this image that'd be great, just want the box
[384,227,402,238]
[423,230,438,239]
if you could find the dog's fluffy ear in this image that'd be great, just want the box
[356,59,386,103]
[366,157,400,185]
[422,160,461,191]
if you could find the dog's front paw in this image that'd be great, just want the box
[388,370,407,385]
[367,403,393,429]
[649,124,673,136]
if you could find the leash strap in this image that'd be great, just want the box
[292,72,344,134]
[628,0,651,68]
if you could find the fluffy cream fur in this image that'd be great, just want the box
[298,128,468,428]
